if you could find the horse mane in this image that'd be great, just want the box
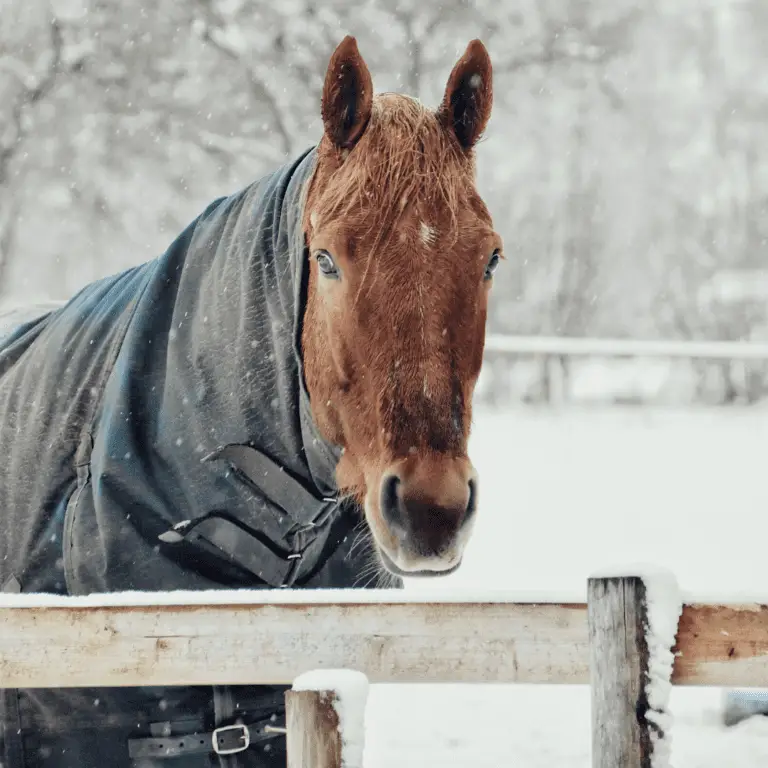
[305,93,477,254]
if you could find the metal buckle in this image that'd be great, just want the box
[212,724,250,756]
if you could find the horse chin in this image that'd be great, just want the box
[374,542,464,579]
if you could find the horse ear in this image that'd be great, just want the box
[438,39,493,150]
[321,36,373,150]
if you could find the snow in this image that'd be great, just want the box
[0,587,588,610]
[363,685,768,767]
[416,407,768,598]
[640,568,683,768]
[590,563,678,581]
[383,406,768,767]
[293,669,369,768]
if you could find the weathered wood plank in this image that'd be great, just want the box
[588,577,652,768]
[286,690,343,768]
[0,598,766,688]
[673,603,768,686]
[0,601,589,688]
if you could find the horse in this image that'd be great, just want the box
[0,36,500,767]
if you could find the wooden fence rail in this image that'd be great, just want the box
[1,580,767,766]
[484,334,768,360]
[0,590,765,688]
[480,335,768,405]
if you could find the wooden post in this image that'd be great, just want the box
[588,576,652,768]
[285,689,343,768]
[286,670,368,768]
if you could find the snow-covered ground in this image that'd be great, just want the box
[364,406,768,766]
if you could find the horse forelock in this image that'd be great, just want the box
[304,94,483,256]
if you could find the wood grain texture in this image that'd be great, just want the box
[588,577,651,768]
[0,599,767,688]
[286,690,342,768]
[673,603,768,686]
[0,601,588,688]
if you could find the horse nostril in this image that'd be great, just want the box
[380,473,404,531]
[465,477,478,524]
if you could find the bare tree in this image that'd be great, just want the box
[2,0,768,409]
[0,17,62,296]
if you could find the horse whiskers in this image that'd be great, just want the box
[374,568,400,590]
[347,524,374,561]
[352,566,383,589]
[351,544,389,588]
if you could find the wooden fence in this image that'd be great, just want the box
[484,335,768,360]
[481,335,768,405]
[0,578,767,766]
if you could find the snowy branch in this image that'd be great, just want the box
[492,7,640,75]
[191,3,294,158]
[0,18,62,183]
[0,17,63,293]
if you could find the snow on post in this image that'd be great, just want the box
[587,566,682,768]
[286,669,369,768]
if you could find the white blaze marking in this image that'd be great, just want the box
[469,73,483,89]
[420,222,437,245]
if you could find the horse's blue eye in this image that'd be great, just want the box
[315,250,339,278]
[484,250,500,281]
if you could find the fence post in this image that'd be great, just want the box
[588,576,652,768]
[286,670,368,768]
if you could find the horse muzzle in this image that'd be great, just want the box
[367,454,478,577]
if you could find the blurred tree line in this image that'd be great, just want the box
[2,0,768,401]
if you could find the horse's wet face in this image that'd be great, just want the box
[302,37,500,577]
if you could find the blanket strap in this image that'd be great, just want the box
[158,443,341,588]
[197,445,334,763]
[126,710,285,761]
[202,443,338,521]
[213,686,243,768]
[159,512,302,587]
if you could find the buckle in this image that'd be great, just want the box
[212,724,250,756]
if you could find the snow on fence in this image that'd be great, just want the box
[1,576,767,766]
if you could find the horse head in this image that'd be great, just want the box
[302,36,501,578]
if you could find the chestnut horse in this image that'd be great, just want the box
[0,35,501,766]
[304,36,501,577]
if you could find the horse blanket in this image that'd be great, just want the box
[0,147,394,767]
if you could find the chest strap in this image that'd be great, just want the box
[127,710,284,761]
[202,443,338,521]
[159,512,305,587]
[158,443,341,588]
